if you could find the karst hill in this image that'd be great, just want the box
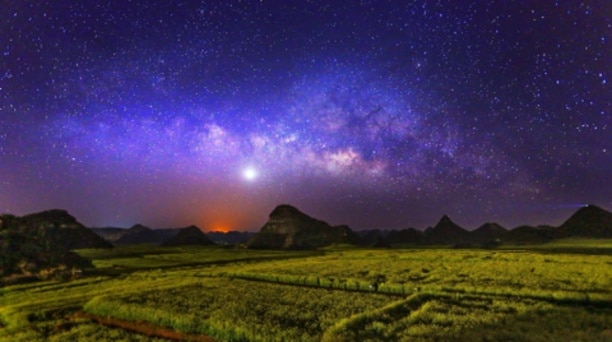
[247,204,611,249]
[0,209,111,280]
[246,204,359,249]
[163,225,215,246]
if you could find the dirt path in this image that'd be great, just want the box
[72,312,215,341]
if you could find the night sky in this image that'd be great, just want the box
[1,1,610,231]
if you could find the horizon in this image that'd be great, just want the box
[4,202,606,233]
[2,2,609,231]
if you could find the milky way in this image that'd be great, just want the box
[1,1,610,230]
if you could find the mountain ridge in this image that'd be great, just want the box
[5,204,608,251]
[162,225,216,246]
[1,209,111,281]
[246,204,359,249]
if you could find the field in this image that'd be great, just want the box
[1,240,611,341]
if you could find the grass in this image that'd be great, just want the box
[499,238,612,255]
[209,248,612,299]
[76,245,320,270]
[1,243,610,341]
[84,278,397,341]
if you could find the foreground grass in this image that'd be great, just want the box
[1,244,610,341]
[85,278,396,341]
[211,248,612,300]
[0,276,183,341]
[322,293,612,341]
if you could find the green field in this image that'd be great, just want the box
[1,241,611,341]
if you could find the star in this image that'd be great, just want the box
[1,1,607,230]
[242,167,258,182]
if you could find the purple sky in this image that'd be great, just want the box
[1,1,609,231]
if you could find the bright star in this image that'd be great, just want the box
[242,167,258,181]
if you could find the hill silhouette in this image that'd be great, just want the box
[162,226,215,246]
[356,229,390,247]
[247,205,358,249]
[4,204,610,264]
[386,228,424,245]
[11,210,112,249]
[557,204,611,238]
[366,205,611,247]
[206,231,255,245]
[423,215,469,245]
[110,225,178,245]
[0,209,110,280]
[93,226,255,246]
[90,227,126,242]
[470,222,508,246]
[506,225,555,244]
[246,204,611,249]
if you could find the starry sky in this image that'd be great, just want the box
[1,1,610,231]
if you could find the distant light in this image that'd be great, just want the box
[212,225,229,233]
[242,167,257,181]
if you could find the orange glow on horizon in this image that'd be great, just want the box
[194,202,262,232]
[210,225,231,233]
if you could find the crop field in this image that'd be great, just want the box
[210,247,611,299]
[1,241,611,341]
[85,278,396,341]
[77,245,320,271]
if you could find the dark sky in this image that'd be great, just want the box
[1,1,610,231]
